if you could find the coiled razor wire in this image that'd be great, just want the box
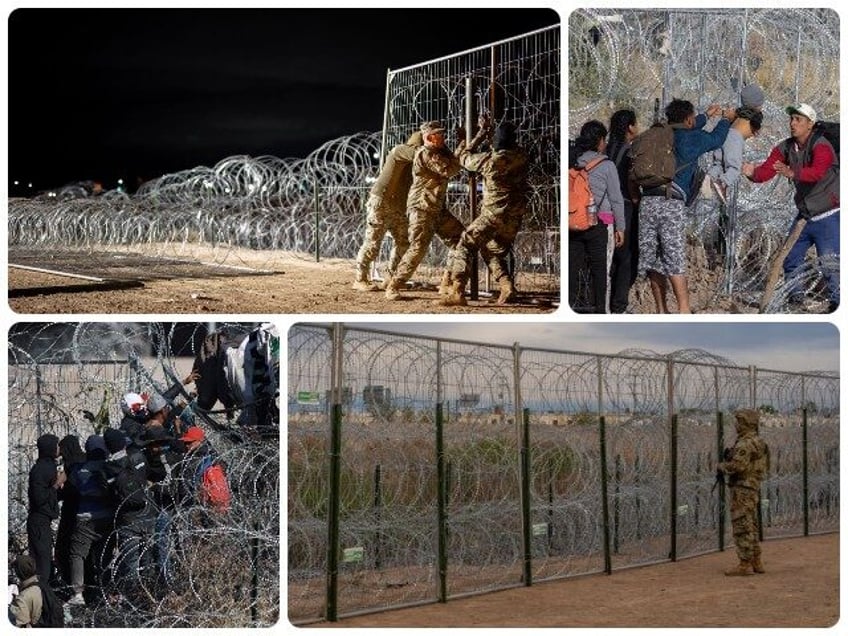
[569,8,839,312]
[7,323,279,628]
[287,324,838,622]
[9,26,561,292]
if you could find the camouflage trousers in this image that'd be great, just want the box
[446,209,524,285]
[729,485,761,561]
[356,195,409,278]
[638,195,688,277]
[392,206,465,284]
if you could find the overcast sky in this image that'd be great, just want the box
[340,322,840,373]
[6,6,558,190]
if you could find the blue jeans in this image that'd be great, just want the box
[784,211,840,304]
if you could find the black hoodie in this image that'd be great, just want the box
[28,434,61,521]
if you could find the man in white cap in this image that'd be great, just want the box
[742,102,839,312]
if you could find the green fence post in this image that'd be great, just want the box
[599,415,612,574]
[802,407,809,536]
[326,401,342,621]
[314,178,320,262]
[325,324,344,621]
[436,401,447,602]
[670,413,678,562]
[521,408,532,586]
[717,410,726,551]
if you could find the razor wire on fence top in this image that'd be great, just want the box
[287,324,839,623]
[7,323,280,628]
[569,8,839,313]
[9,25,561,293]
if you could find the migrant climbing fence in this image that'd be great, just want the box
[569,8,840,313]
[287,324,839,623]
[7,323,280,628]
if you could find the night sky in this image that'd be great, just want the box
[8,7,559,193]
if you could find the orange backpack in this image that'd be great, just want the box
[568,158,604,231]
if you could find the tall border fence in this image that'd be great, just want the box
[569,8,839,312]
[10,25,560,298]
[381,25,560,290]
[287,324,839,623]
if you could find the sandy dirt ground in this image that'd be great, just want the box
[8,250,559,315]
[304,533,839,628]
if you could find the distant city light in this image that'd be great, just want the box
[117,178,124,185]
[27,183,33,188]
[13,180,19,186]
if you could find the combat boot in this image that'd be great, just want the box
[724,560,754,576]
[352,265,378,292]
[434,280,467,307]
[496,278,516,305]
[437,271,452,296]
[385,279,403,301]
[751,555,765,573]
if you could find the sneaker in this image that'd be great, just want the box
[66,592,85,606]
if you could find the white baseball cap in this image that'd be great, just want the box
[786,103,817,123]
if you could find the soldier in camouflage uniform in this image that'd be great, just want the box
[353,131,423,291]
[439,119,529,306]
[717,408,770,576]
[385,121,464,301]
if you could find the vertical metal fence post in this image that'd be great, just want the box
[435,341,448,602]
[35,364,44,436]
[521,408,532,586]
[314,178,321,263]
[325,323,344,621]
[599,415,612,574]
[670,413,679,562]
[374,465,383,570]
[802,406,810,537]
[717,410,726,551]
[513,343,531,585]
[466,76,479,300]
[715,366,726,550]
[667,358,677,561]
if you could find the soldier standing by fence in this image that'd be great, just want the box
[385,120,464,301]
[353,131,423,291]
[716,408,770,576]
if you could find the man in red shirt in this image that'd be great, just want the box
[742,103,839,312]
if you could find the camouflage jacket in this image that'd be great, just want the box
[458,146,529,217]
[406,145,462,213]
[369,142,418,204]
[718,432,769,490]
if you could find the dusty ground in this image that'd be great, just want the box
[8,248,559,315]
[304,533,839,628]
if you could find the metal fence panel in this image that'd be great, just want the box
[287,324,839,623]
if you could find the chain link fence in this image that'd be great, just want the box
[287,324,839,623]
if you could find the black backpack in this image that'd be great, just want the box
[781,120,840,164]
[813,121,839,160]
